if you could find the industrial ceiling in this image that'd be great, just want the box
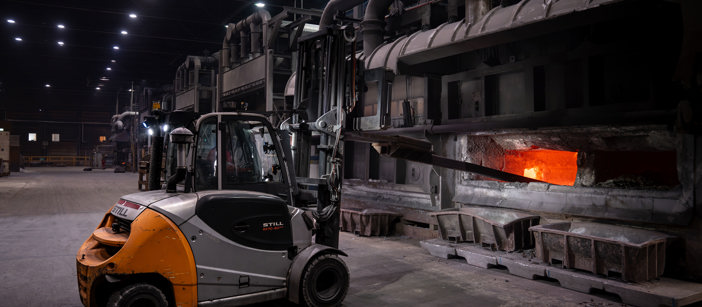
[0,0,323,115]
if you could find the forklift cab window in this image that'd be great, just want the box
[221,119,283,187]
[195,118,218,191]
[194,116,285,192]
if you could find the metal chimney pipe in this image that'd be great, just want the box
[222,23,234,69]
[221,10,270,68]
[448,0,459,22]
[465,0,492,24]
[319,0,366,28]
[362,0,394,56]
[249,9,270,57]
[239,28,250,60]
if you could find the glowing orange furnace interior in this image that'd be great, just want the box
[502,149,578,186]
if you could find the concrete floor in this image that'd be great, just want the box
[0,167,624,306]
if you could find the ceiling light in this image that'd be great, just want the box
[14,37,22,42]
[44,84,51,88]
[57,24,65,29]
[112,45,119,50]
[120,30,128,35]
[129,13,137,19]
[57,41,64,46]
[7,19,16,24]
[254,2,265,8]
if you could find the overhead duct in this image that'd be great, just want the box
[362,0,395,56]
[221,9,271,69]
[319,0,366,28]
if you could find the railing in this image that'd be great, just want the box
[23,156,90,166]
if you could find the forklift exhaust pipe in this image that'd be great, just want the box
[167,127,194,193]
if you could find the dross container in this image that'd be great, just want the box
[431,207,540,251]
[529,222,671,282]
[340,208,401,236]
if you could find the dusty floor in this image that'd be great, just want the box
[0,167,625,306]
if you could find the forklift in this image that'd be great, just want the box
[76,112,348,307]
[75,15,358,307]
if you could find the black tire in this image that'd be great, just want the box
[106,283,169,307]
[301,253,349,307]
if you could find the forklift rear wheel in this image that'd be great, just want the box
[106,283,168,307]
[301,253,349,307]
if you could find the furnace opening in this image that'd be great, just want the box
[503,149,578,186]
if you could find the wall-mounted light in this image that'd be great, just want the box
[14,37,22,42]
[57,24,65,29]
[106,67,112,71]
[57,41,64,46]
[45,84,51,88]
[120,30,128,35]
[254,2,265,8]
[129,13,137,19]
[95,87,101,90]
[112,45,119,50]
[7,19,16,24]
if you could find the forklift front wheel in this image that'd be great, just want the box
[106,283,169,307]
[301,253,349,307]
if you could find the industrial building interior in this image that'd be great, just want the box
[1,0,702,306]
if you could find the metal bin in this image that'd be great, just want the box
[432,207,539,251]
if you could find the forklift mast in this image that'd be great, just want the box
[287,25,354,249]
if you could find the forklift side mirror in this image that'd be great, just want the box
[169,127,194,169]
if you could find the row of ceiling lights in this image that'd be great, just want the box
[8,2,267,92]
[6,13,136,45]
[6,12,139,91]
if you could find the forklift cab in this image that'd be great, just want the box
[170,113,295,201]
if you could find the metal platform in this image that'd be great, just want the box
[421,239,702,307]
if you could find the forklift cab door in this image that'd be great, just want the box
[194,114,292,201]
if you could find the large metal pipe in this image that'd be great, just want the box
[465,0,492,24]
[250,13,265,56]
[239,28,250,59]
[319,0,365,28]
[221,9,270,69]
[362,0,395,56]
[448,0,459,22]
